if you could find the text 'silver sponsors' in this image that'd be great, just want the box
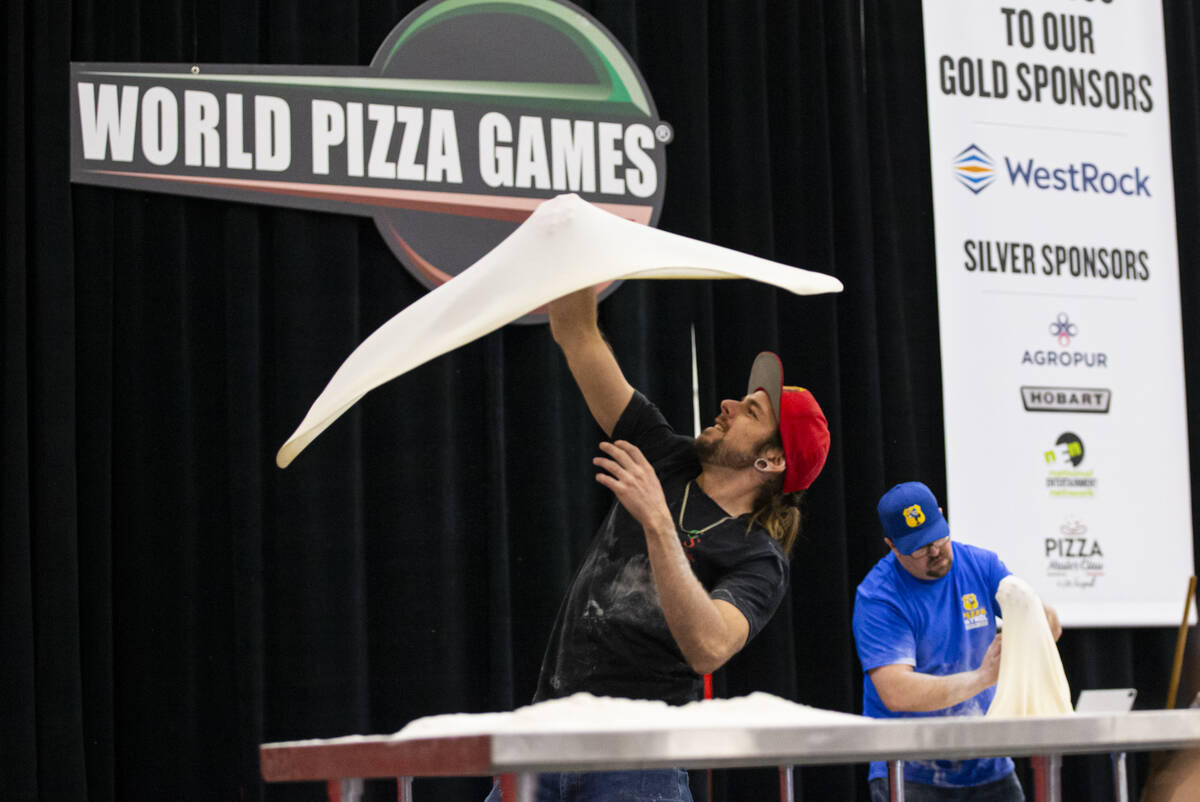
[69,0,672,320]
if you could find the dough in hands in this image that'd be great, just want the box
[276,193,843,468]
[986,575,1072,717]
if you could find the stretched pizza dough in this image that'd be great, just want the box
[276,193,843,467]
[986,575,1072,717]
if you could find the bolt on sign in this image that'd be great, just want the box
[70,0,673,321]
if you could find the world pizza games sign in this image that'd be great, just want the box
[69,0,671,308]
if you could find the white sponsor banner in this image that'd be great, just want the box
[922,0,1193,626]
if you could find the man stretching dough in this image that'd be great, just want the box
[486,287,830,802]
[853,481,1062,802]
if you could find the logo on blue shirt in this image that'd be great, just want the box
[962,593,989,630]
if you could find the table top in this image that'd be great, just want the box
[260,709,1200,781]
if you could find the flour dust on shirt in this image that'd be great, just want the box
[534,392,789,706]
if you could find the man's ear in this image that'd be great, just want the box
[884,538,899,556]
[755,446,786,475]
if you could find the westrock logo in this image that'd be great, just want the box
[1045,518,1104,589]
[953,144,996,194]
[1006,155,1150,197]
[1043,431,1097,498]
[956,143,1151,199]
[69,0,672,319]
[1021,312,1108,368]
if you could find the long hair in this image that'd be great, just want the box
[748,477,805,556]
[748,429,805,555]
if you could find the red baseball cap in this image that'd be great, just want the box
[747,352,830,492]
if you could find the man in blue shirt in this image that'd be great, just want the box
[852,481,1061,802]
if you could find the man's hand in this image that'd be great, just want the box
[977,634,1002,687]
[593,441,674,533]
[1043,602,1062,641]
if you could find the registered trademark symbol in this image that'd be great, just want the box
[655,123,674,144]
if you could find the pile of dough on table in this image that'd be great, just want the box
[392,692,868,740]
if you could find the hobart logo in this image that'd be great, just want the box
[1043,432,1097,498]
[903,504,926,528]
[1021,386,1111,413]
[68,0,672,321]
[953,144,996,194]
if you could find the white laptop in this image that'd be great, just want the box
[1074,688,1137,713]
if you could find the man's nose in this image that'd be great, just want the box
[720,398,737,416]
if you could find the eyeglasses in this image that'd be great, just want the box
[909,535,951,559]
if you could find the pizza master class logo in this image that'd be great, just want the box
[1045,518,1104,588]
[69,0,672,321]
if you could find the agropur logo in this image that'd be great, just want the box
[1021,312,1108,369]
[954,143,1150,198]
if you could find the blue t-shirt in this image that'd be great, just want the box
[852,542,1012,787]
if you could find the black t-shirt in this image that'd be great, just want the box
[533,392,790,706]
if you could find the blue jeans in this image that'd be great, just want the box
[869,771,1024,801]
[484,769,693,802]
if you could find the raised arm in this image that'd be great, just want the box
[546,287,634,437]
[868,634,1002,713]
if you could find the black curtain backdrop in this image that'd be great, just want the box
[5,1,1200,800]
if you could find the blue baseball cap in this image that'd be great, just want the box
[877,481,949,555]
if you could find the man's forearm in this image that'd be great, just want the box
[870,665,992,713]
[548,287,601,349]
[547,289,632,436]
[591,441,749,676]
[643,519,747,676]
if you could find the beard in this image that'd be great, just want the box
[921,551,953,579]
[694,432,759,470]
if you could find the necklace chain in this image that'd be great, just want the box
[677,481,735,536]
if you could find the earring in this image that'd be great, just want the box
[754,457,769,471]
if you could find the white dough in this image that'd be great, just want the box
[986,575,1073,717]
[390,692,866,741]
[276,194,843,467]
[265,692,866,748]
